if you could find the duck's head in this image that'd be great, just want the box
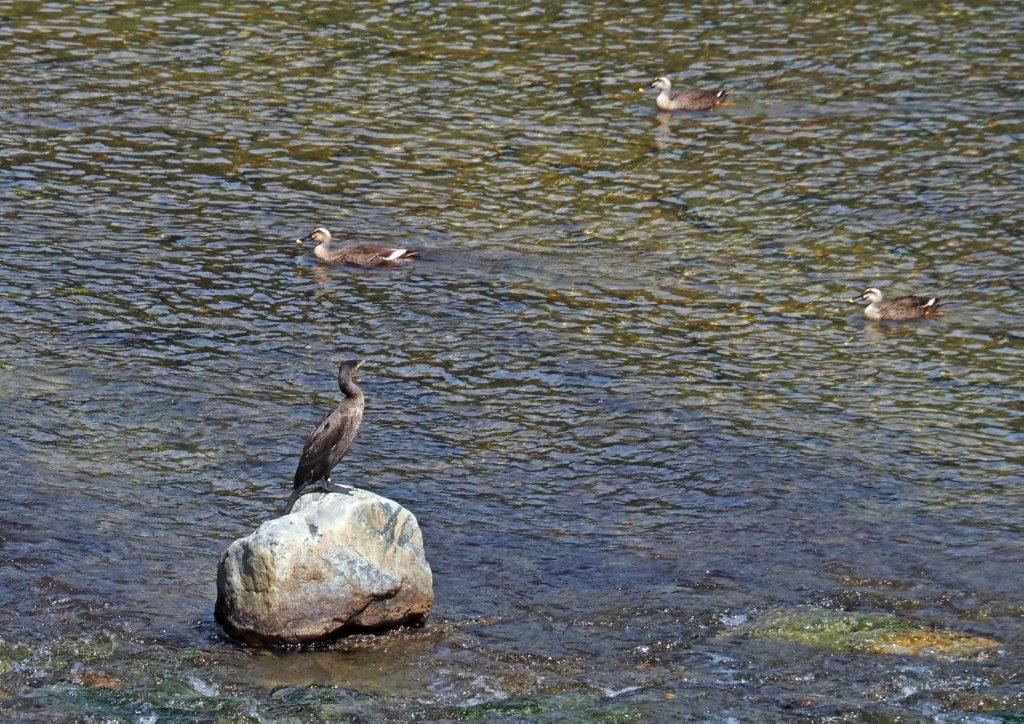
[850,287,883,305]
[649,76,672,91]
[337,359,364,385]
[296,227,332,245]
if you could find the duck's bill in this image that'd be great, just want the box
[848,296,866,303]
[296,234,312,244]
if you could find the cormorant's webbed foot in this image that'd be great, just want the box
[320,477,356,496]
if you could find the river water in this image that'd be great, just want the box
[1,1,1022,719]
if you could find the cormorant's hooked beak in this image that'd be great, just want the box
[354,359,365,371]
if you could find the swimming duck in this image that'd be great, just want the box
[296,228,420,268]
[849,288,945,321]
[647,76,729,112]
[286,359,365,513]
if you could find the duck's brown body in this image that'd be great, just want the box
[865,296,945,321]
[314,242,420,268]
[656,88,730,111]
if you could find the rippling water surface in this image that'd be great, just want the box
[2,1,1023,719]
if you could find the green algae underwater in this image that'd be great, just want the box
[2,0,1023,719]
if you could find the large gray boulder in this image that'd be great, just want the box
[215,489,433,646]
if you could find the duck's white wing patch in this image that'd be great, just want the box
[923,298,937,308]
[384,248,406,260]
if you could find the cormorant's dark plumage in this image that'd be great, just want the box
[286,359,365,512]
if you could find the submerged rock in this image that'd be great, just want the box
[729,606,1000,659]
[81,672,121,690]
[215,489,433,646]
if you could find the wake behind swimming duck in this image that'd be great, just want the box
[647,76,729,112]
[849,287,945,321]
[297,227,420,268]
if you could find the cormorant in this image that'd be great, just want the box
[286,359,365,513]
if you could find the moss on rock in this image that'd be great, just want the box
[730,607,1000,659]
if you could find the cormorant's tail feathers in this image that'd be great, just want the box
[284,485,307,515]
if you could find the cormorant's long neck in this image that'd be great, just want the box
[339,379,363,401]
